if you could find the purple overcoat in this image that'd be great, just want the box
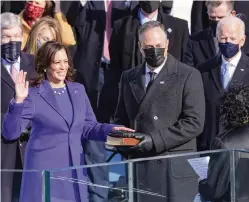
[2,80,114,202]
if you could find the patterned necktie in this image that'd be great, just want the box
[103,0,112,61]
[10,65,18,82]
[147,71,156,92]
[222,63,230,89]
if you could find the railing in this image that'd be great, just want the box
[1,149,249,202]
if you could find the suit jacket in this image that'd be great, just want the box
[199,124,249,202]
[183,28,249,68]
[2,80,113,202]
[114,54,205,202]
[197,52,249,151]
[110,5,189,74]
[1,52,35,202]
[72,2,136,201]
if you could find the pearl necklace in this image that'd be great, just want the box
[53,87,66,95]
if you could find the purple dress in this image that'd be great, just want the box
[2,80,114,202]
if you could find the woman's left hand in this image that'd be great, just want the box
[112,126,135,133]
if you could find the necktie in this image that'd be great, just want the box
[103,0,112,61]
[147,71,156,92]
[10,65,18,82]
[222,63,230,89]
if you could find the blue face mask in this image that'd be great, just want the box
[37,39,42,50]
[218,42,239,59]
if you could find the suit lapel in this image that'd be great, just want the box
[230,53,249,86]
[129,64,146,104]
[136,55,178,118]
[1,62,15,89]
[211,54,223,94]
[39,80,69,127]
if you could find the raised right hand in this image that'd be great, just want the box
[14,70,29,103]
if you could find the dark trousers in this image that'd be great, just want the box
[1,140,25,202]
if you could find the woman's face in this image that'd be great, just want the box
[25,0,46,20]
[38,27,56,45]
[27,0,46,9]
[46,49,69,84]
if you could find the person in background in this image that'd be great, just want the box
[19,0,75,49]
[24,16,62,55]
[199,84,249,202]
[184,0,238,68]
[197,16,249,151]
[71,1,137,201]
[114,21,205,202]
[1,41,134,202]
[1,12,36,202]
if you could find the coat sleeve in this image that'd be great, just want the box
[54,12,76,46]
[81,85,114,141]
[199,138,230,201]
[151,69,205,153]
[180,21,190,62]
[2,96,34,140]
[183,38,195,67]
[114,72,130,128]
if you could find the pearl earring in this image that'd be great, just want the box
[44,69,46,72]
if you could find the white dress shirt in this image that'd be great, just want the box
[2,57,21,75]
[221,50,241,88]
[145,57,167,88]
[139,8,158,25]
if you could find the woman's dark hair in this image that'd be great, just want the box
[220,84,249,128]
[30,40,75,87]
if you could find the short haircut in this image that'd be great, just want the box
[138,21,167,42]
[217,16,245,37]
[220,84,249,128]
[1,12,23,34]
[205,0,234,12]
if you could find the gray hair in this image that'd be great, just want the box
[1,12,23,33]
[217,16,245,38]
[138,21,167,42]
[205,0,234,12]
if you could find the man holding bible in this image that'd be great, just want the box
[114,21,205,202]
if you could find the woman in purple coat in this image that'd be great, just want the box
[2,41,134,202]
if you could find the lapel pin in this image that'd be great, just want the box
[160,81,164,84]
[75,90,77,93]
[167,28,172,33]
[240,69,244,71]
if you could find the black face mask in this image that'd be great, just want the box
[139,1,160,13]
[209,19,219,36]
[1,41,22,64]
[143,48,165,68]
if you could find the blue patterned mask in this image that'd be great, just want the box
[218,42,239,59]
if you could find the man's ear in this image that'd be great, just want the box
[231,10,236,16]
[139,41,144,55]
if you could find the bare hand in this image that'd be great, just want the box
[14,70,29,103]
[112,126,135,133]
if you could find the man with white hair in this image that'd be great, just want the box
[183,0,249,68]
[1,12,36,202]
[197,15,249,151]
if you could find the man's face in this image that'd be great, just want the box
[139,27,168,57]
[217,24,245,49]
[1,27,23,45]
[207,3,232,21]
